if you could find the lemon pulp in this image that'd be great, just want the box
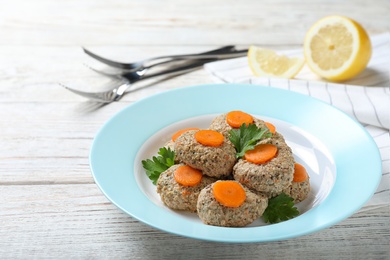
[248,46,304,79]
[304,16,372,82]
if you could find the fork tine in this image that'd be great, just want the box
[59,83,119,103]
[83,63,146,81]
[83,63,124,80]
[82,47,136,69]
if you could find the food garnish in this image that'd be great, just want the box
[142,147,175,185]
[244,143,278,164]
[172,127,200,141]
[262,193,300,223]
[264,122,276,134]
[292,163,309,182]
[247,46,305,79]
[213,181,247,208]
[174,165,203,187]
[195,129,224,147]
[229,123,272,158]
[304,15,371,81]
[226,110,254,128]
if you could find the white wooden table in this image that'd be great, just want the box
[1,0,389,258]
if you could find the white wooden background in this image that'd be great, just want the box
[0,0,389,258]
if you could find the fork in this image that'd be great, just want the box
[61,58,217,103]
[62,46,248,102]
[83,45,248,71]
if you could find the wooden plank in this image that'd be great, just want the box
[0,184,388,258]
[0,0,388,46]
[0,45,224,103]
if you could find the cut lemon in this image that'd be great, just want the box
[248,46,304,79]
[304,15,372,82]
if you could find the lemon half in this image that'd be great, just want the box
[304,16,372,82]
[248,46,305,79]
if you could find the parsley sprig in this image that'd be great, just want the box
[262,193,300,223]
[228,124,272,158]
[142,147,175,185]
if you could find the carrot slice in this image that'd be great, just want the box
[174,165,203,187]
[244,143,278,164]
[194,130,224,147]
[293,163,309,182]
[226,110,254,128]
[172,127,200,141]
[212,181,246,208]
[265,122,276,134]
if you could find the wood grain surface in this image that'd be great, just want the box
[0,0,389,258]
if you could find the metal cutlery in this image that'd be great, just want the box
[60,58,217,103]
[62,45,248,102]
[83,45,247,71]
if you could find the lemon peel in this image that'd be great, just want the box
[248,46,304,79]
[304,15,372,82]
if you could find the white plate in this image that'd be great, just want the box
[90,83,381,242]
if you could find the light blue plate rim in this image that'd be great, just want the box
[89,83,382,243]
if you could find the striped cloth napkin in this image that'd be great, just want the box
[204,33,390,210]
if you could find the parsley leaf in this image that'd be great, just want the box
[228,123,272,158]
[142,147,175,185]
[262,193,300,224]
